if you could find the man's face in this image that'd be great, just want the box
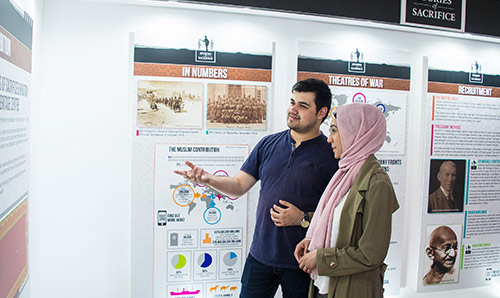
[287,91,324,134]
[430,232,458,272]
[437,163,457,192]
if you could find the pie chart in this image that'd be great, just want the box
[198,253,213,268]
[223,252,238,267]
[171,254,187,269]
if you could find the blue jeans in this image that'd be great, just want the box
[240,254,310,298]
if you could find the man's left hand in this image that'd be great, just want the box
[270,200,303,227]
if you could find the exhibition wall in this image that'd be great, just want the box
[18,0,500,297]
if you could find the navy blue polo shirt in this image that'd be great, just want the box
[241,129,338,268]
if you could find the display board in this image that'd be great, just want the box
[0,1,32,297]
[131,34,273,298]
[297,42,410,295]
[417,61,500,292]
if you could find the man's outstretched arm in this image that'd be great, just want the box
[174,161,257,198]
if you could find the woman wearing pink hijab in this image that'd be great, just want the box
[294,103,399,298]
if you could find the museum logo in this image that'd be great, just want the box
[0,32,11,57]
[469,61,483,84]
[402,0,464,31]
[348,48,365,74]
[195,35,216,63]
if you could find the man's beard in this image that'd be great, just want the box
[287,115,318,134]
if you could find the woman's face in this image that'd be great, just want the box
[327,117,343,159]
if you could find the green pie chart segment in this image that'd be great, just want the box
[172,254,187,269]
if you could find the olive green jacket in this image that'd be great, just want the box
[309,155,399,298]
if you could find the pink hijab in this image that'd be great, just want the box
[306,103,386,278]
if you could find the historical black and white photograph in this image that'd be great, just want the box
[137,80,203,128]
[427,159,466,213]
[423,224,461,285]
[207,84,267,130]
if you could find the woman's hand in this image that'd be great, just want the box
[298,250,317,274]
[294,238,310,262]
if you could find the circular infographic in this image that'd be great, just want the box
[329,106,337,119]
[213,170,229,177]
[352,92,367,103]
[173,184,195,207]
[171,254,187,269]
[198,253,213,268]
[203,207,221,225]
[223,251,238,267]
[376,103,386,113]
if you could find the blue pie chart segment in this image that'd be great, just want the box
[223,252,238,267]
[198,253,213,268]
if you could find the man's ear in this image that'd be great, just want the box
[426,247,434,259]
[317,106,328,120]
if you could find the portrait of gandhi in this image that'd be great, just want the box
[423,225,459,285]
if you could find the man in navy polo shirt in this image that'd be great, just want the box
[175,78,338,298]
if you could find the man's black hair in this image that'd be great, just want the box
[291,78,332,122]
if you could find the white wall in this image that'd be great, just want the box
[30,0,500,297]
[28,0,43,296]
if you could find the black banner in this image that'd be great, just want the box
[172,0,401,23]
[160,0,500,38]
[134,47,272,69]
[465,0,500,37]
[404,0,463,30]
[298,57,410,80]
[429,69,500,88]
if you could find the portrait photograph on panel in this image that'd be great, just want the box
[137,80,203,129]
[427,159,466,213]
[423,224,461,285]
[207,84,267,130]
